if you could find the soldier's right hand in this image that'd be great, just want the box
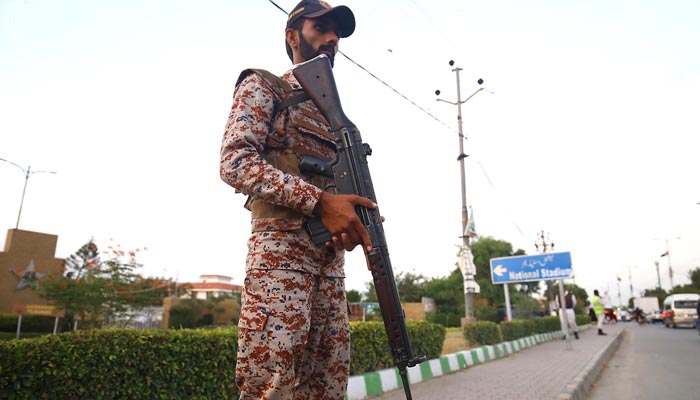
[314,192,376,252]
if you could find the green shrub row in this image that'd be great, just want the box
[0,328,239,400]
[1,320,445,399]
[0,314,57,333]
[463,321,502,345]
[464,315,592,345]
[349,320,445,375]
[575,314,592,326]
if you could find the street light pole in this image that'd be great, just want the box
[654,237,680,290]
[436,60,492,322]
[0,157,57,230]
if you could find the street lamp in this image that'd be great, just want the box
[0,157,57,230]
[535,230,556,305]
[435,60,493,322]
[653,237,681,289]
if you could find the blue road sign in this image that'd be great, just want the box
[489,252,573,284]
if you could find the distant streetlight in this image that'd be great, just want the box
[0,157,57,230]
[653,237,681,289]
[435,60,493,322]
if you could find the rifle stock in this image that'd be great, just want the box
[293,55,425,400]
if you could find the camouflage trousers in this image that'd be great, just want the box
[236,269,350,400]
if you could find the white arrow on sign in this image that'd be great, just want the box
[494,265,507,277]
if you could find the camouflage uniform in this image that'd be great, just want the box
[220,70,350,399]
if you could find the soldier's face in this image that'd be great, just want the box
[297,17,339,67]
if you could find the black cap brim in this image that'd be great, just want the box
[299,6,355,38]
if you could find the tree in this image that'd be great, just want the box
[688,267,700,288]
[346,289,361,303]
[363,281,377,302]
[423,268,464,327]
[470,236,532,320]
[39,240,170,329]
[395,271,426,302]
[550,283,589,315]
[39,240,108,328]
[643,287,669,307]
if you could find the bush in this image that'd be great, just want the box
[0,314,56,333]
[169,303,194,329]
[425,311,462,328]
[0,319,447,397]
[463,321,501,346]
[576,314,592,326]
[349,320,445,375]
[196,313,214,327]
[0,328,238,400]
[500,319,536,341]
[530,316,561,334]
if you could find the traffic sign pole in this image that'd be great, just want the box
[504,283,512,321]
[557,278,572,350]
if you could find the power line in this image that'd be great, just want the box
[476,159,527,239]
[408,0,459,51]
[266,0,455,132]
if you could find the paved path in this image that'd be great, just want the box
[370,324,624,400]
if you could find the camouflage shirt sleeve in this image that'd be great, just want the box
[220,73,322,216]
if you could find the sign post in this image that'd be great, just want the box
[489,252,573,285]
[13,304,65,339]
[489,252,573,347]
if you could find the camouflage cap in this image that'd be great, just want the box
[286,0,356,38]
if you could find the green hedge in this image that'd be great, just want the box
[0,328,239,400]
[349,320,445,375]
[1,320,446,398]
[499,319,535,341]
[576,314,592,326]
[0,314,56,333]
[467,315,594,345]
[463,321,502,346]
[530,316,562,334]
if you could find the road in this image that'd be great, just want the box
[587,321,700,399]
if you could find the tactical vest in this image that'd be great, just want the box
[564,292,573,309]
[236,68,337,230]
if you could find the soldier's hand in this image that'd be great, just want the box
[314,192,376,252]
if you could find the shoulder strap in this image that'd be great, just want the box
[236,68,311,150]
[237,68,309,112]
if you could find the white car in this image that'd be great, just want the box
[618,309,630,322]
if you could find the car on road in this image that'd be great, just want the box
[663,293,700,328]
[604,307,618,322]
[649,310,663,324]
[618,309,630,322]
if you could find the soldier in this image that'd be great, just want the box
[219,1,373,398]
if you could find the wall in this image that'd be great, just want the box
[0,229,64,314]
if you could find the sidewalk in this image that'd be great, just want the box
[347,323,625,400]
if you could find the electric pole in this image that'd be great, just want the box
[0,157,57,230]
[435,60,491,322]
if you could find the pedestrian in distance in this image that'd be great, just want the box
[591,289,607,335]
[219,1,370,399]
[556,288,579,339]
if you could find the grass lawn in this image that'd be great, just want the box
[441,328,472,355]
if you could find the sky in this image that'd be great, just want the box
[2,0,699,308]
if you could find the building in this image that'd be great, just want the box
[186,274,243,299]
[0,229,64,314]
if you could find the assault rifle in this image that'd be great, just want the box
[293,54,426,400]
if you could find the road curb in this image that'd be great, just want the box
[556,327,625,400]
[345,326,591,400]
